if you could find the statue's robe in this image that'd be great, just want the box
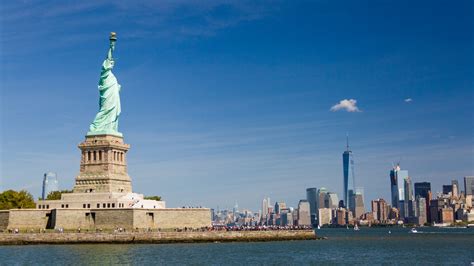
[89,47,121,136]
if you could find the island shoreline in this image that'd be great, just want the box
[0,230,318,245]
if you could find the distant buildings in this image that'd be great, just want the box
[465,176,474,197]
[350,188,365,219]
[371,198,388,223]
[342,136,354,209]
[325,192,339,209]
[318,208,332,227]
[442,185,453,195]
[390,164,409,209]
[297,200,311,226]
[42,172,59,200]
[415,197,427,225]
[274,201,286,215]
[317,187,328,210]
[414,182,431,199]
[262,197,270,219]
[306,188,317,225]
[414,182,432,222]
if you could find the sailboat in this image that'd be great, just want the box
[354,224,360,231]
[317,224,321,230]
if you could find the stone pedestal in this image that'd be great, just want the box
[73,134,132,193]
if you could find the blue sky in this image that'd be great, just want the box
[1,1,473,210]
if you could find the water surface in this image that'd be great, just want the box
[0,227,472,265]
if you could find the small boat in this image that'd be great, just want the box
[410,228,418,233]
[354,224,360,231]
[317,225,321,230]
[388,230,391,234]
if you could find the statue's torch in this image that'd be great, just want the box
[109,32,117,51]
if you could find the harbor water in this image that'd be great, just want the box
[0,227,472,265]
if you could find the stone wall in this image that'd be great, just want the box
[152,208,211,229]
[3,208,211,230]
[7,210,51,230]
[0,211,9,230]
[95,209,134,229]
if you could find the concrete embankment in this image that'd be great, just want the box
[0,230,317,245]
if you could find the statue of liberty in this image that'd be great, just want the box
[88,32,122,137]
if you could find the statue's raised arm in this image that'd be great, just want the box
[87,32,123,137]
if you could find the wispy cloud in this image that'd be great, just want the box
[0,1,278,57]
[330,99,361,112]
[404,98,413,103]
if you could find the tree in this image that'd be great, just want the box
[0,190,36,210]
[46,190,72,200]
[144,196,162,201]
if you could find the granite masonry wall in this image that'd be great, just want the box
[3,208,211,230]
[0,211,9,230]
[7,210,52,230]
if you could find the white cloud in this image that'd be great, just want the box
[330,99,361,112]
[404,98,413,103]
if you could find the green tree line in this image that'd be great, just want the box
[0,190,35,210]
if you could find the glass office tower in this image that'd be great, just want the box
[343,137,355,209]
[42,172,59,200]
[306,187,317,226]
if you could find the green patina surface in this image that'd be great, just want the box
[88,36,122,137]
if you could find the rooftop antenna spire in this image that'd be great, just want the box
[346,133,350,151]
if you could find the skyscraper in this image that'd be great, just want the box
[414,182,431,199]
[342,136,355,208]
[275,201,286,214]
[464,176,474,195]
[404,176,414,218]
[317,187,328,210]
[465,176,474,205]
[414,181,431,222]
[42,172,59,200]
[351,187,365,219]
[371,198,388,222]
[442,185,453,195]
[262,197,270,219]
[306,187,317,225]
[297,200,311,226]
[415,196,427,225]
[390,166,399,208]
[389,164,408,209]
[325,192,339,209]
[451,180,459,198]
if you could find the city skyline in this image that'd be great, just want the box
[1,1,473,210]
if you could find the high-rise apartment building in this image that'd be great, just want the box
[371,198,388,222]
[42,172,59,200]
